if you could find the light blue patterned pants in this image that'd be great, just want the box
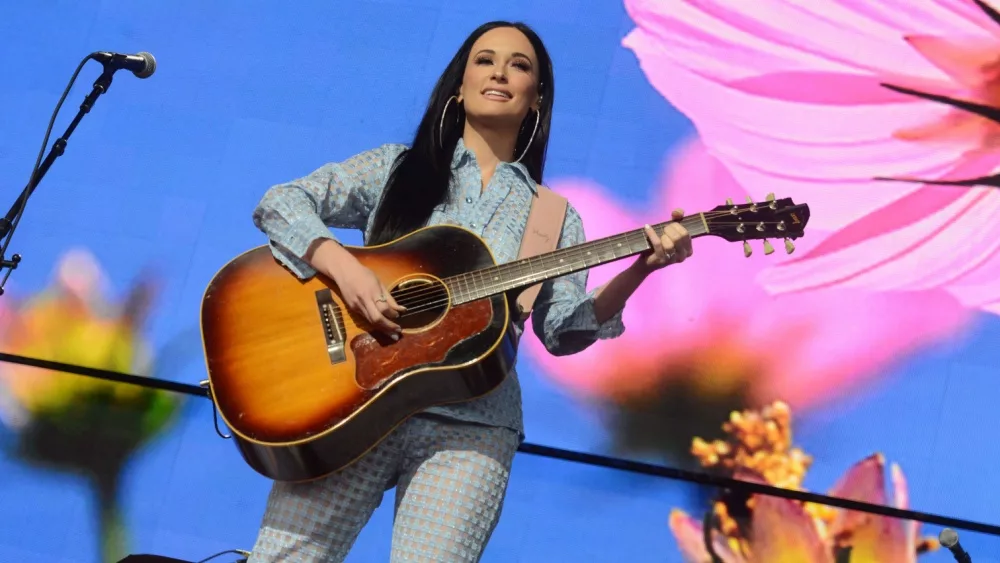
[247,415,520,562]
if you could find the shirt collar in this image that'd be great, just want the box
[451,138,537,193]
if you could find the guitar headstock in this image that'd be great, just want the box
[704,194,810,257]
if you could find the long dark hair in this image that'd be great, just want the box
[367,21,555,245]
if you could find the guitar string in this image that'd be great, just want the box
[324,216,800,333]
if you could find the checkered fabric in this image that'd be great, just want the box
[247,415,519,562]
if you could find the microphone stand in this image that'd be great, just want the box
[0,58,116,295]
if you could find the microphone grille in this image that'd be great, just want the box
[939,527,959,548]
[135,51,157,79]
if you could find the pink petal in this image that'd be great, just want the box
[826,455,910,562]
[624,0,995,82]
[752,288,970,407]
[56,248,107,301]
[904,35,1000,89]
[668,509,713,562]
[668,509,743,563]
[891,464,920,558]
[750,495,831,563]
[828,454,889,507]
[756,154,1000,308]
[623,0,958,82]
[731,71,913,105]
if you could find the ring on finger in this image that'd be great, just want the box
[375,294,387,304]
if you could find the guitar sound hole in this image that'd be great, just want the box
[391,277,449,330]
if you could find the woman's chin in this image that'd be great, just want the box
[466,108,529,130]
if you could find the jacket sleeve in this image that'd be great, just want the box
[251,143,406,278]
[530,204,626,356]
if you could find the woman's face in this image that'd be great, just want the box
[458,27,541,130]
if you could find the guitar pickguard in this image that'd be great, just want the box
[351,299,494,391]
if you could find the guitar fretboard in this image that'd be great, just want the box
[446,215,708,304]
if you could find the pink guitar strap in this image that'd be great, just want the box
[515,185,568,321]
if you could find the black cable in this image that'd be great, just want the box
[193,549,250,563]
[0,352,207,395]
[2,351,999,538]
[701,506,722,563]
[0,55,90,264]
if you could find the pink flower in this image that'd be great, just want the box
[670,402,938,562]
[522,138,971,412]
[621,0,1000,314]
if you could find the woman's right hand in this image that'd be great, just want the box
[307,239,406,338]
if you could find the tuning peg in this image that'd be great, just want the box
[746,196,754,204]
[743,240,752,257]
[763,239,774,255]
[784,238,795,254]
[765,193,775,202]
[726,198,734,206]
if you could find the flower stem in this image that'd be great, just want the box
[834,545,853,563]
[94,472,129,563]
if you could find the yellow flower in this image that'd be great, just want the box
[0,249,170,425]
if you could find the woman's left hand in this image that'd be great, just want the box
[634,209,692,274]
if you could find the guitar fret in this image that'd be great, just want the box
[475,268,488,300]
[456,272,468,302]
[487,265,501,297]
[527,256,541,285]
[629,230,649,254]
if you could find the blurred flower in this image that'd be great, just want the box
[621,0,1000,314]
[670,401,938,562]
[0,249,184,563]
[522,139,971,463]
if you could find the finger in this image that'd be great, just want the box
[664,223,691,259]
[364,299,401,336]
[659,235,677,261]
[644,224,666,261]
[671,208,685,220]
[376,298,399,321]
[675,223,693,258]
[380,284,407,313]
[373,290,400,321]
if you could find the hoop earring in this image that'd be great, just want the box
[514,109,541,163]
[439,95,459,148]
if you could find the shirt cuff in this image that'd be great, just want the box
[578,287,626,340]
[269,215,337,279]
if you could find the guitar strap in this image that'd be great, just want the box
[515,184,568,322]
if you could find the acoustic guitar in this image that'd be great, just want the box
[200,194,809,481]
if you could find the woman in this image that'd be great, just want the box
[248,20,692,562]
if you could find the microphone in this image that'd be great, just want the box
[939,528,972,563]
[90,51,157,79]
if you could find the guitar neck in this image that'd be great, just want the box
[447,214,709,305]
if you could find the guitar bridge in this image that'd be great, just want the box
[315,289,347,364]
